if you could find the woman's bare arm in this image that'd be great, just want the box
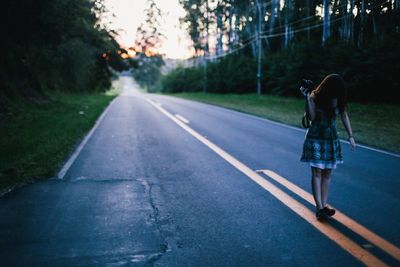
[340,111,356,150]
[307,94,316,121]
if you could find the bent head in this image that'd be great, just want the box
[311,74,347,113]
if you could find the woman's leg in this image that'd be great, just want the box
[321,169,333,208]
[311,167,323,210]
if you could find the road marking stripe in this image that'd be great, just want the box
[165,96,400,158]
[175,114,190,124]
[146,97,388,267]
[57,97,118,179]
[257,169,400,262]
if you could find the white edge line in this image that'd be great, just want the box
[57,97,118,179]
[175,114,189,124]
[160,95,400,158]
[208,101,400,158]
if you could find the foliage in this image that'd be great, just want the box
[161,33,400,103]
[131,0,165,91]
[134,0,165,53]
[132,54,165,91]
[161,54,257,93]
[167,0,400,103]
[0,0,128,108]
[161,66,203,93]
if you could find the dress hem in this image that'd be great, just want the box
[300,159,343,169]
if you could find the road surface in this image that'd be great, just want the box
[1,77,399,266]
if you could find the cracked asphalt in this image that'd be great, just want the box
[0,76,399,266]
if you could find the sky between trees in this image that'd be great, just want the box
[104,0,194,59]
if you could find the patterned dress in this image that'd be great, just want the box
[301,108,343,169]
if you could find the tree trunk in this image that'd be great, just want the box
[205,0,209,55]
[371,1,379,37]
[284,0,294,47]
[203,0,209,93]
[259,1,269,50]
[269,0,277,35]
[306,0,313,39]
[256,0,262,95]
[228,6,233,49]
[284,0,290,47]
[358,0,365,46]
[245,7,257,57]
[322,0,331,43]
[349,0,355,43]
[234,11,240,46]
[216,3,223,56]
[396,0,400,33]
[339,0,347,40]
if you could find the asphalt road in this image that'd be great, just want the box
[1,76,399,267]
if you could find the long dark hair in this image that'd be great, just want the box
[311,74,347,117]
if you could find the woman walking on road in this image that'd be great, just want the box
[300,74,356,221]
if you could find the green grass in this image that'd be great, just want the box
[169,93,400,154]
[0,84,121,193]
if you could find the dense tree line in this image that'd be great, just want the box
[161,0,400,103]
[0,0,128,109]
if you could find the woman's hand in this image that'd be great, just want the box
[349,136,356,150]
[300,86,309,97]
[340,112,355,150]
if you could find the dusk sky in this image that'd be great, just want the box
[103,0,194,59]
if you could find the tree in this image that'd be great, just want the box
[132,0,165,90]
[358,0,366,46]
[170,0,400,103]
[0,0,127,103]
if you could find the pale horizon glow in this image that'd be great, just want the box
[103,0,194,59]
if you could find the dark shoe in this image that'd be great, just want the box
[316,209,327,221]
[322,206,336,217]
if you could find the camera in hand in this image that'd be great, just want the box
[299,79,314,97]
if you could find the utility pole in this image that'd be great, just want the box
[203,57,208,93]
[256,0,262,96]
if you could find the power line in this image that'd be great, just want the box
[188,0,350,56]
[189,0,389,62]
[261,0,389,39]
[195,0,389,51]
[244,0,373,43]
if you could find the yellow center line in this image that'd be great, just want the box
[257,169,400,262]
[146,97,388,267]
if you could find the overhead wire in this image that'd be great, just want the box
[192,1,350,59]
[239,0,376,46]
[260,0,389,39]
[189,0,389,62]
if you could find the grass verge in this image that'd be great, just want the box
[0,83,121,193]
[169,93,400,154]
